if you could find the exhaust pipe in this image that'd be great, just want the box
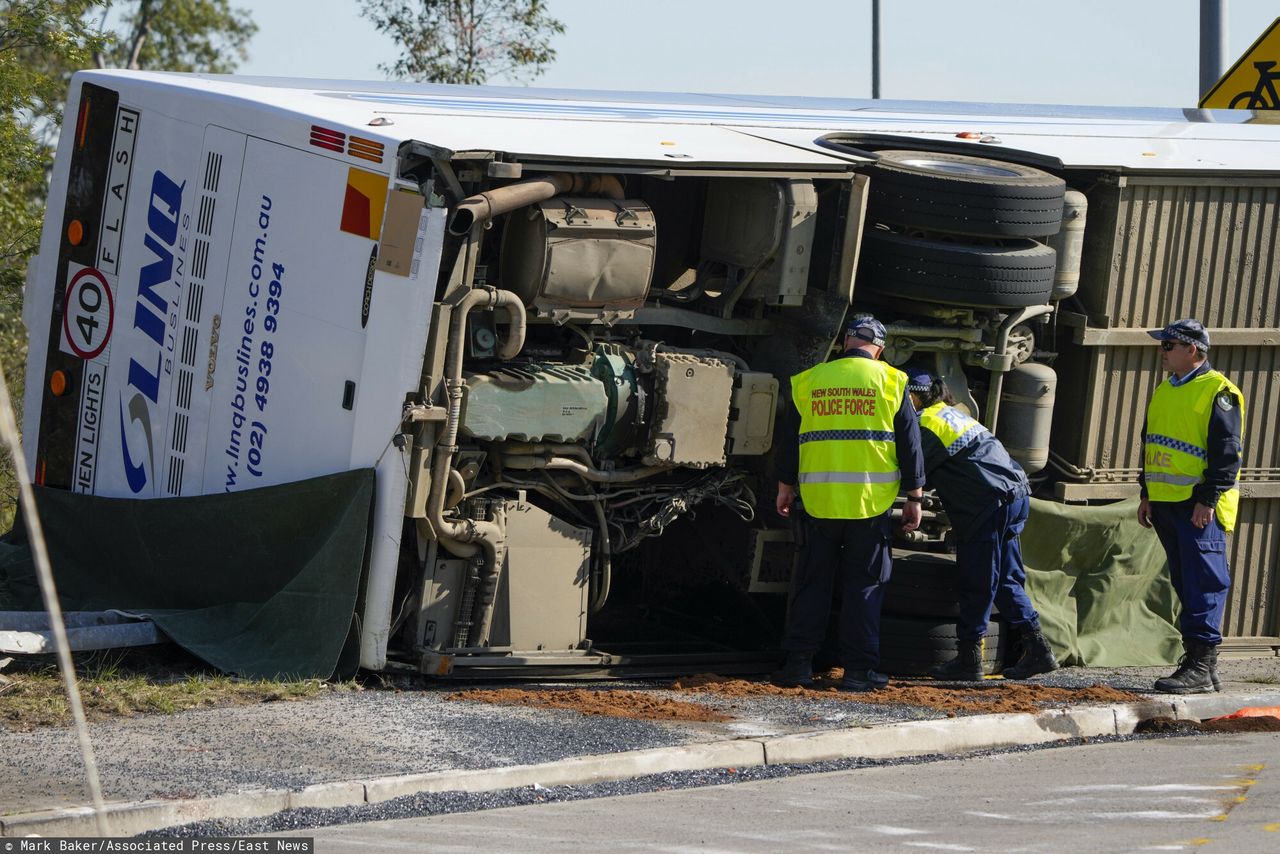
[447,173,625,236]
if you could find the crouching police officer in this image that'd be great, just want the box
[773,315,925,692]
[1139,319,1245,694]
[906,369,1059,681]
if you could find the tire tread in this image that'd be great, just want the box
[868,150,1066,238]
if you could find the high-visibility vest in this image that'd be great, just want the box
[918,401,988,457]
[791,357,905,519]
[1144,369,1246,533]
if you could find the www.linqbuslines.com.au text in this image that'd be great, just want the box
[3,839,312,853]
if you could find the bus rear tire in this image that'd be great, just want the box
[882,552,1002,619]
[859,229,1056,308]
[877,615,1006,676]
[868,149,1066,239]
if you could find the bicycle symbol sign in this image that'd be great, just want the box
[1201,17,1280,109]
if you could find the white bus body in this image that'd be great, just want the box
[24,72,1279,672]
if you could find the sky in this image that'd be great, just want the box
[235,1,1277,108]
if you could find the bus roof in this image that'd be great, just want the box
[84,70,1280,173]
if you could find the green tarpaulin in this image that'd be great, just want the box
[1,476,1183,673]
[0,469,373,679]
[1023,496,1182,666]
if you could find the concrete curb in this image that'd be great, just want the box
[5,691,1278,838]
[761,706,1117,766]
[361,738,765,804]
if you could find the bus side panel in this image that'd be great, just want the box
[29,79,442,505]
[205,137,376,493]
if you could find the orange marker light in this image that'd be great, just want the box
[67,219,84,246]
[49,370,69,396]
[35,459,47,486]
[76,97,90,148]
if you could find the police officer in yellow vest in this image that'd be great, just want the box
[773,315,925,692]
[905,369,1059,682]
[1139,319,1245,694]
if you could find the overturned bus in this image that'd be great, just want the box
[17,71,1280,675]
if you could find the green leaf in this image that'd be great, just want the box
[359,0,563,85]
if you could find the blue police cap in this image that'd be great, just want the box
[847,314,886,348]
[905,367,935,393]
[1147,318,1210,351]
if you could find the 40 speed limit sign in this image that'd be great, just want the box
[60,262,115,360]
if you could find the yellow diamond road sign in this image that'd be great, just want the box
[1201,17,1280,108]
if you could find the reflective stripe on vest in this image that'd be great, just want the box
[791,357,904,519]
[1144,369,1246,533]
[918,402,989,456]
[798,470,902,484]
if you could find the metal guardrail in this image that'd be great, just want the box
[0,611,162,655]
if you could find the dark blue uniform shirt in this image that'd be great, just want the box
[917,412,1030,536]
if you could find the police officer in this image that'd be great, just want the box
[1139,319,1245,694]
[773,315,925,692]
[905,369,1059,681]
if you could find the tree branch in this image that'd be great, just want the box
[126,0,158,69]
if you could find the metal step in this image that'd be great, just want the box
[1219,636,1280,659]
[410,647,777,680]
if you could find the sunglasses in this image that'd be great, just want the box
[1159,340,1183,351]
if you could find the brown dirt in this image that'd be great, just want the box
[447,688,733,722]
[448,674,1146,721]
[671,672,1144,716]
[1201,716,1280,733]
[1134,717,1202,734]
[1137,715,1280,734]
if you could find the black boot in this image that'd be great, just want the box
[1153,641,1217,694]
[1205,643,1222,692]
[839,669,890,692]
[1004,627,1061,680]
[931,640,983,681]
[771,652,814,688]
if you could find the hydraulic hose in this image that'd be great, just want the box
[500,454,667,483]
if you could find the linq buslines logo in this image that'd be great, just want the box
[118,168,185,493]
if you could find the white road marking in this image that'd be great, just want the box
[1026,796,1221,807]
[864,825,928,836]
[1053,784,1238,793]
[966,808,1221,823]
[1084,810,1223,821]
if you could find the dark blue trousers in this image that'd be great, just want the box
[782,511,892,671]
[953,494,1040,643]
[1150,499,1230,644]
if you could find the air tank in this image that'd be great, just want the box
[996,362,1057,474]
[1046,189,1086,300]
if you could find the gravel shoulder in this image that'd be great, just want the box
[1,657,1276,820]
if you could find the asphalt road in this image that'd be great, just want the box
[292,733,1280,853]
